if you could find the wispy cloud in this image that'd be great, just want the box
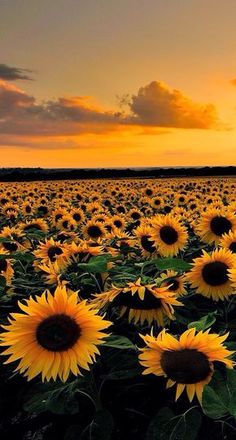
[0,64,34,81]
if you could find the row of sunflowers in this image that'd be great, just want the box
[0,177,236,439]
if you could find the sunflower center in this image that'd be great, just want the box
[48,246,63,262]
[159,226,178,245]
[141,236,156,253]
[3,241,18,252]
[55,214,63,222]
[166,278,179,291]
[87,225,103,238]
[38,206,48,215]
[131,212,141,220]
[114,220,122,228]
[160,349,211,384]
[229,242,236,253]
[73,213,81,221]
[24,223,42,231]
[0,259,7,272]
[36,314,80,351]
[202,261,229,286]
[210,216,232,236]
[113,288,161,310]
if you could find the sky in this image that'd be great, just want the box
[1,0,236,168]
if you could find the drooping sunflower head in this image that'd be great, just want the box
[92,278,182,326]
[134,224,157,257]
[0,285,112,382]
[159,270,187,296]
[197,208,236,245]
[185,248,236,301]
[69,239,104,262]
[20,219,49,234]
[139,328,234,403]
[150,214,188,257]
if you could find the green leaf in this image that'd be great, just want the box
[153,258,191,272]
[23,381,80,415]
[103,334,136,350]
[102,349,142,380]
[0,252,34,263]
[146,407,174,440]
[80,410,114,440]
[146,407,201,440]
[202,369,236,419]
[78,256,108,273]
[0,275,6,288]
[188,312,216,331]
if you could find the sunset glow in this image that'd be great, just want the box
[1,0,236,167]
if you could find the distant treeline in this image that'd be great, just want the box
[0,167,236,181]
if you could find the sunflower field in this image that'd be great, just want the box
[1,177,236,439]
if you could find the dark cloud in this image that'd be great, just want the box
[0,81,124,136]
[129,81,218,129]
[0,64,33,81]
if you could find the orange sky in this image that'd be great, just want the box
[1,0,236,167]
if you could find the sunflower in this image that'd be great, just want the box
[2,202,19,215]
[51,208,69,227]
[0,285,111,382]
[82,220,107,241]
[150,197,163,210]
[219,230,236,254]
[110,215,126,231]
[197,208,236,245]
[185,248,236,301]
[5,209,19,222]
[56,230,78,243]
[129,208,143,222]
[35,204,50,217]
[70,208,85,225]
[57,215,77,232]
[20,219,49,234]
[92,278,182,326]
[139,328,234,403]
[69,239,104,262]
[21,200,34,216]
[134,224,157,258]
[38,260,68,285]
[159,270,187,296]
[0,252,14,285]
[150,215,188,257]
[33,238,70,268]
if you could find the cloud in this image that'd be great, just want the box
[0,81,125,137]
[128,81,218,129]
[0,64,33,81]
[230,78,236,86]
[0,79,221,149]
